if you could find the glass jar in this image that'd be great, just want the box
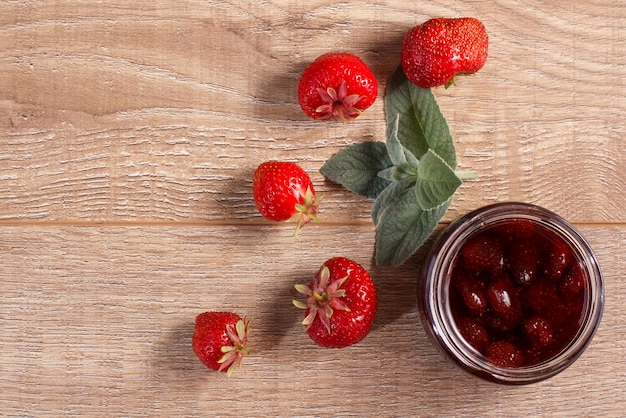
[419,202,604,384]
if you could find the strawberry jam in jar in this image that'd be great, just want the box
[420,202,603,384]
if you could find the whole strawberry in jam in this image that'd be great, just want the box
[506,238,539,285]
[298,52,378,121]
[451,269,488,316]
[485,340,524,368]
[401,17,488,88]
[486,275,523,331]
[559,265,586,300]
[523,316,554,349]
[253,161,321,236]
[192,311,251,377]
[544,240,571,281]
[458,234,504,273]
[456,316,489,353]
[293,257,377,348]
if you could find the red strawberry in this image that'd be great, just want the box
[523,280,560,316]
[459,233,504,273]
[544,239,571,281]
[559,264,586,301]
[192,311,251,377]
[298,52,378,121]
[401,17,488,88]
[522,280,570,328]
[253,161,321,236]
[485,340,524,368]
[506,238,539,285]
[492,219,536,240]
[523,316,554,349]
[451,269,488,316]
[456,316,489,353]
[486,275,523,331]
[293,257,377,348]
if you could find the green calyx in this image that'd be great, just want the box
[292,266,350,334]
[293,186,322,237]
[315,79,364,122]
[217,318,251,377]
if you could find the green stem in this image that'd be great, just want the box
[455,170,477,180]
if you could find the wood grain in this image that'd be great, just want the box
[1,0,624,224]
[1,0,624,416]
[0,225,623,416]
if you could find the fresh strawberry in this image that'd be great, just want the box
[459,233,504,273]
[253,161,321,236]
[293,257,377,348]
[192,311,251,377]
[401,17,488,88]
[505,238,539,285]
[485,340,524,368]
[297,52,378,121]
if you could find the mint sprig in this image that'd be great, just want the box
[321,66,470,266]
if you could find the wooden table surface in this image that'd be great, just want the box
[1,1,624,416]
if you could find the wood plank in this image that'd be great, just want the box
[0,224,623,416]
[1,1,624,223]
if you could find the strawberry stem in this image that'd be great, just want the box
[456,170,477,180]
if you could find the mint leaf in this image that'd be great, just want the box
[320,141,393,199]
[415,149,462,210]
[371,176,414,226]
[385,66,457,169]
[385,114,407,166]
[379,113,420,183]
[386,113,420,172]
[375,188,451,266]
